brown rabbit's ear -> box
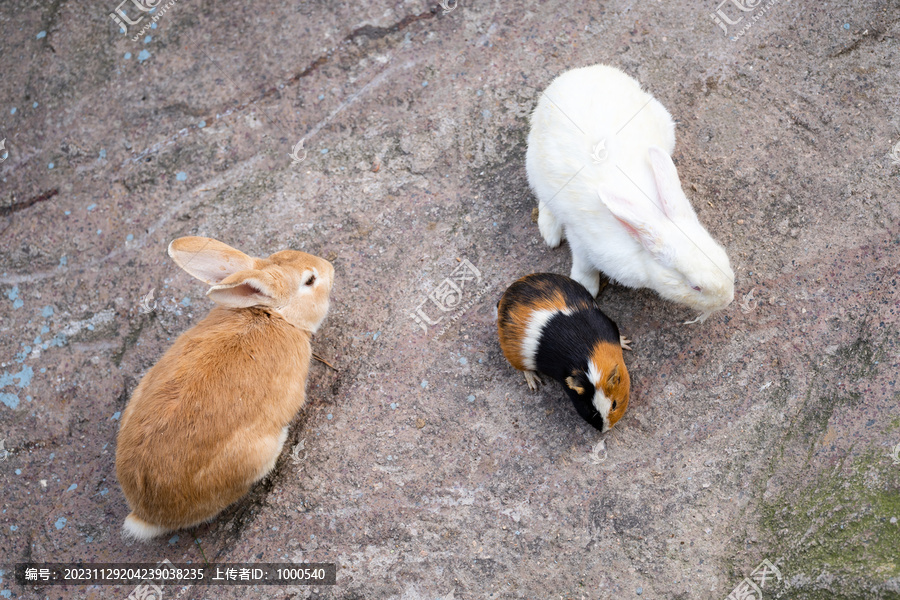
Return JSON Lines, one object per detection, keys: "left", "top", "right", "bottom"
{"left": 168, "top": 237, "right": 257, "bottom": 285}
{"left": 207, "top": 270, "right": 279, "bottom": 309}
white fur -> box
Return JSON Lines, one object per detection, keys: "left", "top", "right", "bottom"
{"left": 252, "top": 426, "right": 290, "bottom": 484}
{"left": 526, "top": 64, "right": 734, "bottom": 320}
{"left": 587, "top": 360, "right": 612, "bottom": 431}
{"left": 520, "top": 309, "right": 557, "bottom": 371}
{"left": 123, "top": 514, "right": 170, "bottom": 541}
{"left": 520, "top": 307, "right": 573, "bottom": 370}
{"left": 297, "top": 268, "right": 318, "bottom": 293}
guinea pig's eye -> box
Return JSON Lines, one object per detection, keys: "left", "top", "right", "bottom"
{"left": 611, "top": 400, "right": 618, "bottom": 410}
{"left": 304, "top": 274, "right": 317, "bottom": 286}
{"left": 691, "top": 285, "right": 702, "bottom": 292}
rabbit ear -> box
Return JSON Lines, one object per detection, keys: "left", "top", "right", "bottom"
{"left": 647, "top": 146, "right": 695, "bottom": 220}
{"left": 168, "top": 237, "right": 257, "bottom": 285}
{"left": 598, "top": 188, "right": 668, "bottom": 259}
{"left": 207, "top": 270, "right": 279, "bottom": 309}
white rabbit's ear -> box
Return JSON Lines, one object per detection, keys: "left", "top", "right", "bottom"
{"left": 647, "top": 146, "right": 695, "bottom": 221}
{"left": 598, "top": 189, "right": 669, "bottom": 261}
{"left": 168, "top": 237, "right": 257, "bottom": 285}
{"left": 207, "top": 270, "right": 279, "bottom": 309}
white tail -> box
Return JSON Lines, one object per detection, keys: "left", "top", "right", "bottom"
{"left": 123, "top": 512, "right": 169, "bottom": 541}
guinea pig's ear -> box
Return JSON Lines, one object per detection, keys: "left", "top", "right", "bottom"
{"left": 565, "top": 373, "right": 589, "bottom": 396}
{"left": 598, "top": 188, "right": 668, "bottom": 260}
{"left": 168, "top": 237, "right": 258, "bottom": 285}
{"left": 647, "top": 146, "right": 696, "bottom": 221}
{"left": 207, "top": 270, "right": 279, "bottom": 309}
{"left": 605, "top": 364, "right": 620, "bottom": 388}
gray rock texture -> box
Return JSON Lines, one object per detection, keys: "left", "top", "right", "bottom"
{"left": 1, "top": 0, "right": 898, "bottom": 598}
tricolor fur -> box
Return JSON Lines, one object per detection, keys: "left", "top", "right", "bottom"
{"left": 497, "top": 273, "right": 630, "bottom": 431}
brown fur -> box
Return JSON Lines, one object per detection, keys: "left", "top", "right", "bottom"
{"left": 565, "top": 376, "right": 586, "bottom": 395}
{"left": 498, "top": 300, "right": 535, "bottom": 371}
{"left": 590, "top": 341, "right": 630, "bottom": 427}
{"left": 498, "top": 287, "right": 578, "bottom": 372}
{"left": 115, "top": 237, "right": 334, "bottom": 538}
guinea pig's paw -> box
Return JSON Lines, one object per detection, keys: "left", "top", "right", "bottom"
{"left": 619, "top": 335, "right": 632, "bottom": 351}
{"left": 523, "top": 370, "right": 543, "bottom": 391}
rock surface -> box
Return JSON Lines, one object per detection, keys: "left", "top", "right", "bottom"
{"left": 0, "top": 1, "right": 898, "bottom": 598}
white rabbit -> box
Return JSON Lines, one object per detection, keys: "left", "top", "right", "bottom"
{"left": 526, "top": 64, "right": 734, "bottom": 322}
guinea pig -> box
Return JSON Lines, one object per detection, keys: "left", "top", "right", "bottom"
{"left": 497, "top": 273, "right": 631, "bottom": 432}
{"left": 526, "top": 63, "right": 734, "bottom": 323}
{"left": 115, "top": 236, "right": 334, "bottom": 540}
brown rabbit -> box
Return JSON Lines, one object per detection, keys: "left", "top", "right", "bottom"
{"left": 115, "top": 236, "right": 334, "bottom": 540}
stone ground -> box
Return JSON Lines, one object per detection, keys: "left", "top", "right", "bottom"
{"left": 1, "top": 0, "right": 899, "bottom": 598}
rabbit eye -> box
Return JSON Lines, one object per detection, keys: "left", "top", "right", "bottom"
{"left": 304, "top": 274, "right": 317, "bottom": 286}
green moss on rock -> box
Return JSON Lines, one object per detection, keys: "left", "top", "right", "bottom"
{"left": 761, "top": 452, "right": 900, "bottom": 598}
